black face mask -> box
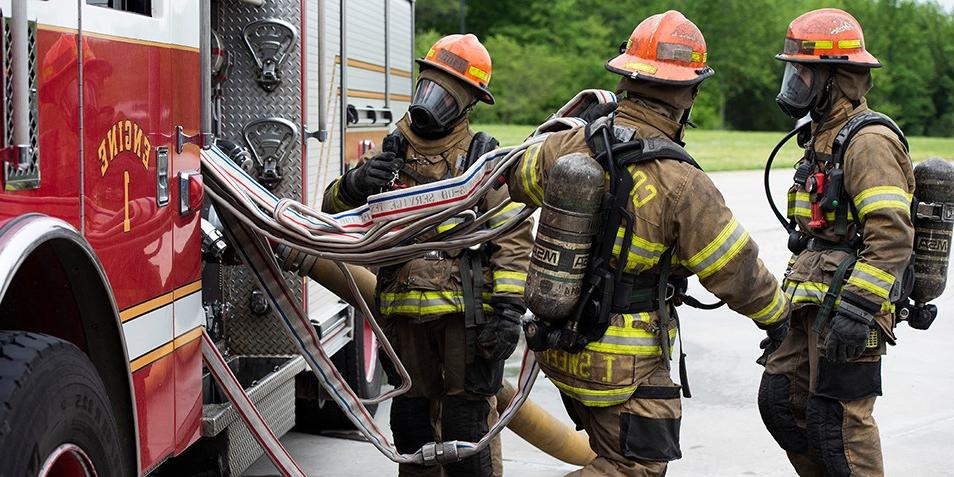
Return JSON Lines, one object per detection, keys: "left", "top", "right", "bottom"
{"left": 776, "top": 62, "right": 823, "bottom": 119}
{"left": 409, "top": 79, "right": 462, "bottom": 137}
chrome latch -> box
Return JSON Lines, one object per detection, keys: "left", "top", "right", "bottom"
{"left": 243, "top": 117, "right": 298, "bottom": 189}
{"left": 243, "top": 19, "right": 298, "bottom": 92}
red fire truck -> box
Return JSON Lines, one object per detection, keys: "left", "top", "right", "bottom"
{"left": 0, "top": 0, "right": 413, "bottom": 475}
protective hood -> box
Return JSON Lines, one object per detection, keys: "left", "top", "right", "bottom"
{"left": 614, "top": 96, "right": 684, "bottom": 143}
{"left": 395, "top": 114, "right": 472, "bottom": 157}
{"left": 409, "top": 68, "right": 478, "bottom": 138}
{"left": 833, "top": 65, "right": 873, "bottom": 102}
{"left": 616, "top": 76, "right": 696, "bottom": 111}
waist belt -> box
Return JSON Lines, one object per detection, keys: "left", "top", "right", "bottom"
{"left": 612, "top": 272, "right": 664, "bottom": 314}
{"left": 806, "top": 237, "right": 858, "bottom": 253}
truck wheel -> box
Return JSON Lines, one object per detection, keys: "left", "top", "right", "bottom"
{"left": 0, "top": 331, "right": 126, "bottom": 477}
{"left": 296, "top": 311, "right": 385, "bottom": 432}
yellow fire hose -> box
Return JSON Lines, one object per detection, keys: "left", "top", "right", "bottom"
{"left": 302, "top": 257, "right": 595, "bottom": 467}
{"left": 495, "top": 379, "right": 596, "bottom": 466}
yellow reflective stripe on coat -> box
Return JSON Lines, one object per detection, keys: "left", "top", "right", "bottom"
{"left": 853, "top": 186, "right": 912, "bottom": 220}
{"left": 379, "top": 291, "right": 466, "bottom": 315}
{"left": 847, "top": 262, "right": 896, "bottom": 300}
{"left": 584, "top": 313, "right": 676, "bottom": 356}
{"left": 379, "top": 291, "right": 493, "bottom": 316}
{"left": 550, "top": 379, "right": 638, "bottom": 407}
{"left": 784, "top": 279, "right": 894, "bottom": 313}
{"left": 612, "top": 227, "right": 667, "bottom": 272}
{"left": 685, "top": 218, "right": 750, "bottom": 279}
{"left": 520, "top": 144, "right": 545, "bottom": 206}
{"left": 748, "top": 287, "right": 786, "bottom": 325}
{"left": 493, "top": 270, "right": 527, "bottom": 294}
{"left": 488, "top": 202, "right": 525, "bottom": 229}
{"left": 788, "top": 191, "right": 855, "bottom": 221}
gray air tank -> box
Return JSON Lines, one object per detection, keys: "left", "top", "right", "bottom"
{"left": 526, "top": 153, "right": 604, "bottom": 321}
{"left": 912, "top": 158, "right": 954, "bottom": 304}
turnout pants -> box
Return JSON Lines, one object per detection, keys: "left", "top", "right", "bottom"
{"left": 760, "top": 307, "right": 885, "bottom": 477}
{"left": 385, "top": 314, "right": 505, "bottom": 477}
{"left": 562, "top": 360, "right": 682, "bottom": 477}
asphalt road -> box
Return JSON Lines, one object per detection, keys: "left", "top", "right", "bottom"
{"left": 246, "top": 169, "right": 954, "bottom": 476}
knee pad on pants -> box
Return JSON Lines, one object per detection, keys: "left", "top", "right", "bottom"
{"left": 806, "top": 395, "right": 851, "bottom": 477}
{"left": 758, "top": 373, "right": 809, "bottom": 454}
{"left": 442, "top": 396, "right": 492, "bottom": 477}
{"left": 391, "top": 396, "right": 434, "bottom": 454}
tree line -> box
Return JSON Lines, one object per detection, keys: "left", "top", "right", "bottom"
{"left": 415, "top": 0, "right": 954, "bottom": 136}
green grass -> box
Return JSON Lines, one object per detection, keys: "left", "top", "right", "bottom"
{"left": 475, "top": 124, "right": 954, "bottom": 172}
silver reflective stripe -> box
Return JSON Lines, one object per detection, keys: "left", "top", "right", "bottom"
{"left": 598, "top": 334, "right": 659, "bottom": 347}
{"left": 488, "top": 205, "right": 523, "bottom": 229}
{"left": 380, "top": 296, "right": 464, "bottom": 308}
{"left": 495, "top": 277, "right": 526, "bottom": 287}
{"left": 855, "top": 192, "right": 911, "bottom": 217}
{"left": 614, "top": 236, "right": 664, "bottom": 262}
{"left": 689, "top": 222, "right": 747, "bottom": 275}
{"left": 850, "top": 268, "right": 893, "bottom": 294}
{"left": 751, "top": 291, "right": 786, "bottom": 324}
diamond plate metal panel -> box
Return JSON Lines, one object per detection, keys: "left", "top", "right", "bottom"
{"left": 2, "top": 19, "right": 40, "bottom": 190}
{"left": 216, "top": 0, "right": 304, "bottom": 355}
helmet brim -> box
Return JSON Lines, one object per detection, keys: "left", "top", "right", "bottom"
{"left": 416, "top": 59, "right": 495, "bottom": 104}
{"left": 606, "top": 53, "right": 714, "bottom": 86}
{"left": 775, "top": 52, "right": 881, "bottom": 69}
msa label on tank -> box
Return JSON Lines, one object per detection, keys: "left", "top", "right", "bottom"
{"left": 916, "top": 233, "right": 950, "bottom": 254}
{"left": 533, "top": 244, "right": 560, "bottom": 267}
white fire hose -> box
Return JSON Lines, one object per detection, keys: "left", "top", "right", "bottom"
{"left": 200, "top": 90, "right": 616, "bottom": 475}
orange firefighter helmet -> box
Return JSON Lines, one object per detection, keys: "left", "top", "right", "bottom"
{"left": 417, "top": 34, "right": 494, "bottom": 104}
{"left": 776, "top": 8, "right": 880, "bottom": 68}
{"left": 606, "top": 10, "right": 714, "bottom": 86}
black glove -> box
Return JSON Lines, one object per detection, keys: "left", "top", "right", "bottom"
{"left": 477, "top": 302, "right": 524, "bottom": 361}
{"left": 579, "top": 101, "right": 618, "bottom": 123}
{"left": 825, "top": 313, "right": 871, "bottom": 363}
{"left": 756, "top": 318, "right": 790, "bottom": 366}
{"left": 341, "top": 151, "right": 404, "bottom": 203}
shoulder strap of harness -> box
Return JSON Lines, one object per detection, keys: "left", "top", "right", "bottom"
{"left": 826, "top": 111, "right": 908, "bottom": 236}
{"left": 830, "top": 110, "right": 909, "bottom": 167}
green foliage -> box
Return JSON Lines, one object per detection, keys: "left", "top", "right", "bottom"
{"left": 475, "top": 123, "right": 954, "bottom": 171}
{"left": 416, "top": 0, "right": 954, "bottom": 136}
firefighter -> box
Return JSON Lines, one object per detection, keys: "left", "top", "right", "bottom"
{"left": 509, "top": 11, "right": 790, "bottom": 476}
{"left": 322, "top": 34, "right": 533, "bottom": 477}
{"left": 758, "top": 9, "right": 914, "bottom": 477}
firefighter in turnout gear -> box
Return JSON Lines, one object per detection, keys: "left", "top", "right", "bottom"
{"left": 758, "top": 9, "right": 915, "bottom": 477}
{"left": 323, "top": 34, "right": 533, "bottom": 477}
{"left": 508, "top": 11, "right": 790, "bottom": 476}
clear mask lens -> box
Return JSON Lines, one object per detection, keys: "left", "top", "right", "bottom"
{"left": 410, "top": 79, "right": 461, "bottom": 131}
{"left": 778, "top": 62, "right": 816, "bottom": 110}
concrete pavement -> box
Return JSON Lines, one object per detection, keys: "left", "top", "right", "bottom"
{"left": 246, "top": 169, "right": 954, "bottom": 476}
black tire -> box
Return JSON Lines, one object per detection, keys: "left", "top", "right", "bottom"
{"left": 295, "top": 311, "right": 385, "bottom": 432}
{"left": 0, "top": 331, "right": 127, "bottom": 476}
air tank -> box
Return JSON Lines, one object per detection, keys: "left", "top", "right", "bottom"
{"left": 526, "top": 153, "right": 604, "bottom": 321}
{"left": 911, "top": 158, "right": 954, "bottom": 304}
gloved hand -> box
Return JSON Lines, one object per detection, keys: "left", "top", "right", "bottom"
{"left": 825, "top": 313, "right": 871, "bottom": 363}
{"left": 756, "top": 318, "right": 790, "bottom": 366}
{"left": 341, "top": 151, "right": 404, "bottom": 203}
{"left": 477, "top": 302, "right": 524, "bottom": 361}
{"left": 579, "top": 101, "right": 618, "bottom": 123}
